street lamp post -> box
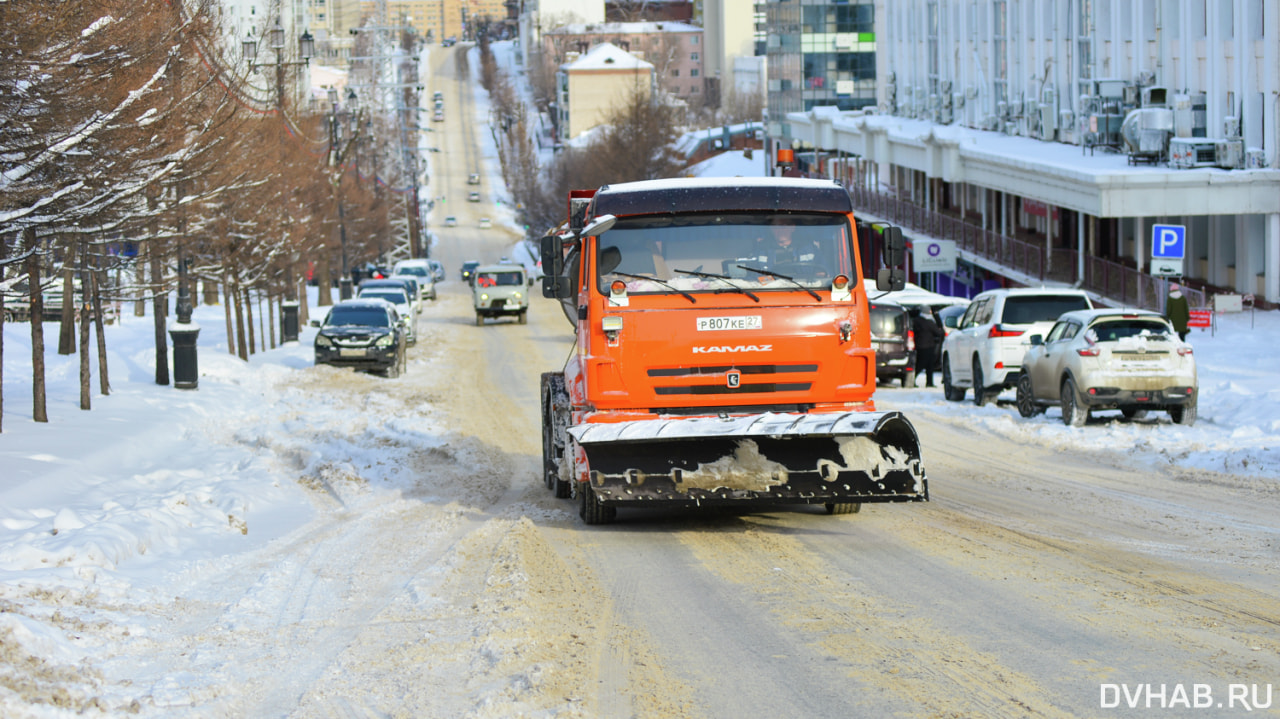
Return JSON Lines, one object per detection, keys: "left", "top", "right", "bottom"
{"left": 243, "top": 18, "right": 314, "bottom": 108}
{"left": 329, "top": 87, "right": 363, "bottom": 300}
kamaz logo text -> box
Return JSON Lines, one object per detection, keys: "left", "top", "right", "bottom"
{"left": 692, "top": 345, "right": 772, "bottom": 354}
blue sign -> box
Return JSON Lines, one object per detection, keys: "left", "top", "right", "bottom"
{"left": 1151, "top": 224, "right": 1186, "bottom": 259}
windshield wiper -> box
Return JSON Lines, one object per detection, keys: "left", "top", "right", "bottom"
{"left": 674, "top": 269, "right": 759, "bottom": 302}
{"left": 611, "top": 271, "right": 697, "bottom": 304}
{"left": 735, "top": 265, "right": 822, "bottom": 301}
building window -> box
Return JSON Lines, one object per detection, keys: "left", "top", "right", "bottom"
{"left": 672, "top": 69, "right": 679, "bottom": 77}
{"left": 692, "top": 36, "right": 699, "bottom": 45}
{"left": 692, "top": 85, "right": 699, "bottom": 93}
{"left": 691, "top": 68, "right": 699, "bottom": 77}
{"left": 691, "top": 52, "right": 699, "bottom": 61}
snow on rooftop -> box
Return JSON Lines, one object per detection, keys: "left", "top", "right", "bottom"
{"left": 562, "top": 42, "right": 653, "bottom": 71}
{"left": 548, "top": 21, "right": 702, "bottom": 35}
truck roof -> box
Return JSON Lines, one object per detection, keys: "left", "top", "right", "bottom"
{"left": 592, "top": 177, "right": 852, "bottom": 217}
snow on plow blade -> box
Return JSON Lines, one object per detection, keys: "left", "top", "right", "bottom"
{"left": 568, "top": 411, "right": 927, "bottom": 507}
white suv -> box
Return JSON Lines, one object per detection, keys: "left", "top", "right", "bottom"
{"left": 941, "top": 288, "right": 1094, "bottom": 405}
{"left": 391, "top": 259, "right": 438, "bottom": 301}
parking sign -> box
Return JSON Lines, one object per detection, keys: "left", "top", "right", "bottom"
{"left": 1152, "top": 224, "right": 1185, "bottom": 259}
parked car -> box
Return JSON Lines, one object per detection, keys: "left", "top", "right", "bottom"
{"left": 467, "top": 173, "right": 480, "bottom": 185}
{"left": 468, "top": 191, "right": 481, "bottom": 202}
{"left": 361, "top": 277, "right": 421, "bottom": 317}
{"left": 432, "top": 109, "right": 444, "bottom": 122}
{"left": 478, "top": 217, "right": 492, "bottom": 229}
{"left": 356, "top": 283, "right": 417, "bottom": 344}
{"left": 425, "top": 258, "right": 445, "bottom": 282}
{"left": 941, "top": 287, "right": 1094, "bottom": 406}
{"left": 311, "top": 299, "right": 406, "bottom": 378}
{"left": 391, "top": 259, "right": 439, "bottom": 300}
{"left": 869, "top": 300, "right": 915, "bottom": 387}
{"left": 937, "top": 303, "right": 968, "bottom": 337}
{"left": 1016, "top": 309, "right": 1197, "bottom": 426}
{"left": 443, "top": 216, "right": 458, "bottom": 227}
{"left": 472, "top": 264, "right": 529, "bottom": 325}
{"left": 460, "top": 260, "right": 481, "bottom": 284}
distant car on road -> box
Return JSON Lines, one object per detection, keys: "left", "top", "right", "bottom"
{"left": 478, "top": 217, "right": 492, "bottom": 229}
{"left": 432, "top": 109, "right": 444, "bottom": 122}
{"left": 1016, "top": 308, "right": 1197, "bottom": 426}
{"left": 472, "top": 264, "right": 530, "bottom": 326}
{"left": 443, "top": 216, "right": 458, "bottom": 227}
{"left": 467, "top": 174, "right": 480, "bottom": 185}
{"left": 869, "top": 299, "right": 915, "bottom": 387}
{"left": 460, "top": 260, "right": 481, "bottom": 284}
{"left": 468, "top": 191, "right": 481, "bottom": 202}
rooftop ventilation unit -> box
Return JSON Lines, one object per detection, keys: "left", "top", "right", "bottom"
{"left": 1142, "top": 86, "right": 1168, "bottom": 108}
{"left": 1122, "top": 108, "right": 1174, "bottom": 163}
{"left": 1216, "top": 140, "right": 1244, "bottom": 169}
{"left": 1169, "top": 137, "right": 1217, "bottom": 169}
{"left": 1223, "top": 116, "right": 1241, "bottom": 138}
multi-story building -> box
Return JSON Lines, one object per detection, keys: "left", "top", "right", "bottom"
{"left": 221, "top": 0, "right": 313, "bottom": 108}
{"left": 556, "top": 41, "right": 654, "bottom": 141}
{"left": 515, "top": 0, "right": 606, "bottom": 70}
{"left": 760, "top": 0, "right": 877, "bottom": 141}
{"left": 772, "top": 0, "right": 1280, "bottom": 306}
{"left": 379, "top": 0, "right": 509, "bottom": 42}
{"left": 543, "top": 21, "right": 704, "bottom": 102}
{"left": 696, "top": 0, "right": 760, "bottom": 107}
{"left": 307, "top": 0, "right": 362, "bottom": 63}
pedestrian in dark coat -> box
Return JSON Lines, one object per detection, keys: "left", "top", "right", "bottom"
{"left": 1165, "top": 282, "right": 1190, "bottom": 341}
{"left": 911, "top": 307, "right": 945, "bottom": 387}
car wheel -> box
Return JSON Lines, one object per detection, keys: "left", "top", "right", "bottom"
{"left": 579, "top": 483, "right": 616, "bottom": 525}
{"left": 384, "top": 359, "right": 400, "bottom": 379}
{"left": 1169, "top": 401, "right": 1197, "bottom": 426}
{"left": 475, "top": 314, "right": 483, "bottom": 326}
{"left": 518, "top": 311, "right": 527, "bottom": 325}
{"left": 1061, "top": 377, "right": 1089, "bottom": 427}
{"left": 825, "top": 502, "right": 861, "bottom": 515}
{"left": 942, "top": 360, "right": 965, "bottom": 402}
{"left": 902, "top": 369, "right": 915, "bottom": 388}
{"left": 972, "top": 359, "right": 988, "bottom": 407}
{"left": 1015, "top": 372, "right": 1043, "bottom": 418}
{"left": 1121, "top": 407, "right": 1149, "bottom": 420}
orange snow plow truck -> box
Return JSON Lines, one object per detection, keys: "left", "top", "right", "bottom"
{"left": 539, "top": 177, "right": 928, "bottom": 524}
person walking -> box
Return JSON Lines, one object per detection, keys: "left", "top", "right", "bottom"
{"left": 1165, "top": 282, "right": 1190, "bottom": 341}
{"left": 911, "top": 307, "right": 945, "bottom": 387}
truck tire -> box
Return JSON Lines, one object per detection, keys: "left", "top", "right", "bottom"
{"left": 825, "top": 503, "right": 861, "bottom": 515}
{"left": 541, "top": 374, "right": 571, "bottom": 497}
{"left": 475, "top": 313, "right": 483, "bottom": 326}
{"left": 518, "top": 311, "right": 527, "bottom": 325}
{"left": 579, "top": 483, "right": 616, "bottom": 525}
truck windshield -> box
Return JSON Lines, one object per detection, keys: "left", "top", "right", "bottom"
{"left": 595, "top": 213, "right": 854, "bottom": 295}
{"left": 476, "top": 271, "right": 523, "bottom": 287}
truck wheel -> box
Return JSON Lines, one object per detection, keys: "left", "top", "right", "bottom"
{"left": 942, "top": 361, "right": 965, "bottom": 402}
{"left": 1061, "top": 377, "right": 1089, "bottom": 427}
{"left": 825, "top": 503, "right": 861, "bottom": 515}
{"left": 518, "top": 311, "right": 527, "bottom": 325}
{"left": 541, "top": 374, "right": 571, "bottom": 497}
{"left": 475, "top": 314, "right": 483, "bottom": 326}
{"left": 579, "top": 483, "right": 616, "bottom": 525}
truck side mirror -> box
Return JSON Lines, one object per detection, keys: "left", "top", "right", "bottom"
{"left": 881, "top": 225, "right": 905, "bottom": 267}
{"left": 541, "top": 234, "right": 562, "bottom": 298}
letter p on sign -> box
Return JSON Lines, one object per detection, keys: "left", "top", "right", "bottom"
{"left": 1152, "top": 224, "right": 1186, "bottom": 259}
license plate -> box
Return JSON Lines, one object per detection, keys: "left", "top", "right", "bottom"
{"left": 339, "top": 348, "right": 366, "bottom": 357}
{"left": 697, "top": 315, "right": 762, "bottom": 331}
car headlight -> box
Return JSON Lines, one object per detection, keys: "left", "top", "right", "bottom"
{"left": 375, "top": 334, "right": 395, "bottom": 347}
{"left": 316, "top": 334, "right": 333, "bottom": 347}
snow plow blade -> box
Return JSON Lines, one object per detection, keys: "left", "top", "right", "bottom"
{"left": 568, "top": 411, "right": 927, "bottom": 508}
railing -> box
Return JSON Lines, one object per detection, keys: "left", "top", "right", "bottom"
{"left": 844, "top": 182, "right": 1175, "bottom": 311}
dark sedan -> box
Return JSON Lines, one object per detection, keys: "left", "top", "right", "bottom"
{"left": 312, "top": 299, "right": 406, "bottom": 378}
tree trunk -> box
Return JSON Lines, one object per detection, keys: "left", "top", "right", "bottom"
{"left": 297, "top": 277, "right": 309, "bottom": 325}
{"left": 79, "top": 295, "right": 91, "bottom": 410}
{"left": 267, "top": 292, "right": 277, "bottom": 350}
{"left": 91, "top": 268, "right": 110, "bottom": 396}
{"left": 1, "top": 239, "right": 6, "bottom": 433}
{"left": 317, "top": 256, "right": 333, "bottom": 307}
{"left": 134, "top": 252, "right": 147, "bottom": 317}
{"left": 58, "top": 259, "right": 76, "bottom": 355}
{"left": 223, "top": 268, "right": 236, "bottom": 356}
{"left": 203, "top": 276, "right": 219, "bottom": 305}
{"left": 232, "top": 277, "right": 248, "bottom": 361}
{"left": 244, "top": 286, "right": 256, "bottom": 356}
{"left": 151, "top": 247, "right": 170, "bottom": 385}
{"left": 24, "top": 229, "right": 48, "bottom": 422}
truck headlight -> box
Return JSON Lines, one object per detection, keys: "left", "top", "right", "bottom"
{"left": 480, "top": 293, "right": 490, "bottom": 301}
{"left": 512, "top": 291, "right": 523, "bottom": 300}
